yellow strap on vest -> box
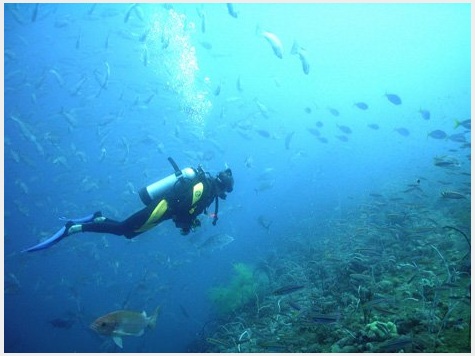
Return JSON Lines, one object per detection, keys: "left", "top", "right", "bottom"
{"left": 191, "top": 182, "right": 204, "bottom": 206}
{"left": 135, "top": 199, "right": 168, "bottom": 233}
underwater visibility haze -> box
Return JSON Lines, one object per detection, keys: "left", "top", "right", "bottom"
{"left": 4, "top": 3, "right": 471, "bottom": 353}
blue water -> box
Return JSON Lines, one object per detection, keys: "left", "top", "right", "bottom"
{"left": 4, "top": 3, "right": 471, "bottom": 353}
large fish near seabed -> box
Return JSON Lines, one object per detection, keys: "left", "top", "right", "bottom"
{"left": 90, "top": 307, "right": 160, "bottom": 348}
{"left": 196, "top": 233, "right": 235, "bottom": 253}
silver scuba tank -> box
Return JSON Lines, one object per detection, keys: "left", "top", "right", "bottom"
{"left": 139, "top": 167, "right": 197, "bottom": 205}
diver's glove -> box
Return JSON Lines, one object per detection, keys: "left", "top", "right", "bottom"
{"left": 191, "top": 218, "right": 201, "bottom": 231}
{"left": 180, "top": 219, "right": 201, "bottom": 235}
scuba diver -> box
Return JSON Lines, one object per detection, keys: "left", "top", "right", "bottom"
{"left": 23, "top": 157, "right": 234, "bottom": 252}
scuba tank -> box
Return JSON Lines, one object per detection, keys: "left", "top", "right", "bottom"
{"left": 139, "top": 157, "right": 197, "bottom": 205}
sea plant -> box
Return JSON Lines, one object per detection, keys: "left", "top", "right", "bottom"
{"left": 208, "top": 262, "right": 258, "bottom": 315}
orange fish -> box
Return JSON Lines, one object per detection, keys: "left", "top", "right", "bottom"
{"left": 90, "top": 306, "right": 160, "bottom": 348}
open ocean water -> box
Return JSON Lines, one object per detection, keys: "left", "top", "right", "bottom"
{"left": 4, "top": 3, "right": 471, "bottom": 353}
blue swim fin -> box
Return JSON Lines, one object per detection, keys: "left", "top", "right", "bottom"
{"left": 22, "top": 224, "right": 70, "bottom": 253}
{"left": 23, "top": 212, "right": 102, "bottom": 253}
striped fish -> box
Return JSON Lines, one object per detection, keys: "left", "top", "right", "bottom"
{"left": 441, "top": 191, "right": 466, "bottom": 199}
{"left": 311, "top": 312, "right": 341, "bottom": 324}
{"left": 272, "top": 284, "right": 304, "bottom": 296}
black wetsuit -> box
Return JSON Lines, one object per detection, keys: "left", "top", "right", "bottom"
{"left": 81, "top": 171, "right": 218, "bottom": 238}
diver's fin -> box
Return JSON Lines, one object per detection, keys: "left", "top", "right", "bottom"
{"left": 112, "top": 336, "right": 123, "bottom": 348}
{"left": 22, "top": 222, "right": 73, "bottom": 253}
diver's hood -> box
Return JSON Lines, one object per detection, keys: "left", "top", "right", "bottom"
{"left": 216, "top": 168, "right": 234, "bottom": 198}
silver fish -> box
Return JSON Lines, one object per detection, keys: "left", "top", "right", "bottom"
{"left": 196, "top": 233, "right": 234, "bottom": 253}
{"left": 441, "top": 191, "right": 466, "bottom": 199}
{"left": 291, "top": 40, "right": 310, "bottom": 74}
{"left": 262, "top": 31, "right": 283, "bottom": 59}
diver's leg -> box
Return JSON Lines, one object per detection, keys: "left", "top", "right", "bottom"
{"left": 120, "top": 199, "right": 171, "bottom": 238}
{"left": 80, "top": 199, "right": 169, "bottom": 238}
{"left": 81, "top": 204, "right": 163, "bottom": 238}
{"left": 59, "top": 211, "right": 103, "bottom": 224}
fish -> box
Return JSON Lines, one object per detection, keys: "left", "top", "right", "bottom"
{"left": 244, "top": 155, "right": 253, "bottom": 168}
{"left": 226, "top": 3, "right": 238, "bottom": 18}
{"left": 179, "top": 304, "right": 190, "bottom": 318}
{"left": 440, "top": 191, "right": 466, "bottom": 199}
{"left": 317, "top": 137, "right": 328, "bottom": 143}
{"left": 256, "top": 129, "right": 271, "bottom": 138}
{"left": 49, "top": 69, "right": 64, "bottom": 87}
{"left": 360, "top": 295, "right": 396, "bottom": 309}
{"left": 255, "top": 180, "right": 275, "bottom": 193}
{"left": 402, "top": 185, "right": 422, "bottom": 193}
{"left": 236, "top": 76, "right": 243, "bottom": 92}
{"left": 49, "top": 317, "right": 75, "bottom": 329}
{"left": 328, "top": 107, "right": 340, "bottom": 116}
{"left": 418, "top": 109, "right": 430, "bottom": 120}
{"left": 354, "top": 102, "right": 369, "bottom": 110}
{"left": 258, "top": 168, "right": 275, "bottom": 180}
{"left": 256, "top": 341, "right": 288, "bottom": 352}
{"left": 90, "top": 306, "right": 160, "bottom": 348}
{"left": 285, "top": 131, "right": 295, "bottom": 150}
{"left": 368, "top": 123, "right": 379, "bottom": 130}
{"left": 335, "top": 135, "right": 349, "bottom": 142}
{"left": 70, "top": 75, "right": 88, "bottom": 96}
{"left": 88, "top": 4, "right": 97, "bottom": 15}
{"left": 454, "top": 119, "right": 470, "bottom": 130}
{"left": 447, "top": 133, "right": 467, "bottom": 143}
{"left": 385, "top": 93, "right": 402, "bottom": 105}
{"left": 4, "top": 273, "right": 21, "bottom": 294}
{"left": 207, "top": 337, "right": 232, "bottom": 348}
{"left": 76, "top": 30, "right": 81, "bottom": 50}
{"left": 261, "top": 30, "right": 284, "bottom": 59}
{"left": 124, "top": 4, "right": 139, "bottom": 23}
{"left": 139, "top": 27, "right": 150, "bottom": 42}
{"left": 310, "top": 312, "right": 341, "bottom": 324}
{"left": 290, "top": 40, "right": 309, "bottom": 74}
{"left": 196, "top": 7, "right": 206, "bottom": 33}
{"left": 307, "top": 127, "right": 321, "bottom": 137}
{"left": 433, "top": 156, "right": 460, "bottom": 168}
{"left": 94, "top": 61, "right": 110, "bottom": 97}
{"left": 337, "top": 124, "right": 352, "bottom": 134}
{"left": 60, "top": 107, "right": 78, "bottom": 128}
{"left": 272, "top": 284, "right": 305, "bottom": 296}
{"left": 196, "top": 233, "right": 234, "bottom": 253}
{"left": 142, "top": 47, "right": 148, "bottom": 66}
{"left": 315, "top": 121, "right": 324, "bottom": 128}
{"left": 257, "top": 215, "right": 272, "bottom": 233}
{"left": 374, "top": 336, "right": 413, "bottom": 352}
{"left": 394, "top": 127, "right": 410, "bottom": 136}
{"left": 32, "top": 3, "right": 39, "bottom": 22}
{"left": 9, "top": 114, "right": 44, "bottom": 156}
{"left": 254, "top": 98, "right": 269, "bottom": 118}
{"left": 200, "top": 41, "right": 212, "bottom": 50}
{"left": 428, "top": 129, "right": 447, "bottom": 139}
{"left": 288, "top": 300, "right": 302, "bottom": 311}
